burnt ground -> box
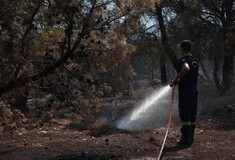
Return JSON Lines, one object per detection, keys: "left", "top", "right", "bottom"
{"left": 0, "top": 115, "right": 234, "bottom": 160}
{"left": 0, "top": 86, "right": 235, "bottom": 160}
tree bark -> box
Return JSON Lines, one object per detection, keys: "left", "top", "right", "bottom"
{"left": 217, "top": 0, "right": 234, "bottom": 93}
{"left": 199, "top": 59, "right": 211, "bottom": 82}
{"left": 160, "top": 62, "right": 167, "bottom": 85}
{"left": 222, "top": 45, "right": 234, "bottom": 91}
{"left": 213, "top": 56, "right": 225, "bottom": 95}
{"left": 155, "top": 4, "right": 178, "bottom": 72}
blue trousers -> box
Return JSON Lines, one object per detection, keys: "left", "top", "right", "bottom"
{"left": 178, "top": 86, "right": 198, "bottom": 138}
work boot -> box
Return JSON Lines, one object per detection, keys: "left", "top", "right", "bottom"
{"left": 177, "top": 136, "right": 193, "bottom": 146}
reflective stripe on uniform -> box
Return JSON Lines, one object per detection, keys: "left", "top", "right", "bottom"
{"left": 181, "top": 122, "right": 196, "bottom": 126}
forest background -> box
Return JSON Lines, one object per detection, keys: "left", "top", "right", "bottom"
{"left": 0, "top": 0, "right": 234, "bottom": 135}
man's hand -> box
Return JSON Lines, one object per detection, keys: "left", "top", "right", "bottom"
{"left": 170, "top": 78, "right": 179, "bottom": 87}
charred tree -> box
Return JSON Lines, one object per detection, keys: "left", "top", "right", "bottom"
{"left": 155, "top": 3, "right": 179, "bottom": 72}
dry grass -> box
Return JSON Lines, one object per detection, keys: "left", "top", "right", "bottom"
{"left": 89, "top": 119, "right": 116, "bottom": 137}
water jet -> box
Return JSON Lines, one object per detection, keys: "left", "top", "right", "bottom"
{"left": 116, "top": 86, "right": 172, "bottom": 130}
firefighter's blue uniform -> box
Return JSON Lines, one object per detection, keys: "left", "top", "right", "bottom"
{"left": 178, "top": 55, "right": 199, "bottom": 144}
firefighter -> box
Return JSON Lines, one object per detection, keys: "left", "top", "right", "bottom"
{"left": 171, "top": 40, "right": 199, "bottom": 146}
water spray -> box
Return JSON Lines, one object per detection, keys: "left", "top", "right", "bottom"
{"left": 115, "top": 84, "right": 176, "bottom": 159}
{"left": 116, "top": 85, "right": 173, "bottom": 130}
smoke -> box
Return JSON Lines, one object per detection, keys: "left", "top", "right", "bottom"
{"left": 116, "top": 85, "right": 174, "bottom": 130}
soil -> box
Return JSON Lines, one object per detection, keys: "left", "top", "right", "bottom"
{"left": 0, "top": 86, "right": 235, "bottom": 160}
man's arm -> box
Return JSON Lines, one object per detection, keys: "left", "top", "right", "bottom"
{"left": 171, "top": 63, "right": 190, "bottom": 86}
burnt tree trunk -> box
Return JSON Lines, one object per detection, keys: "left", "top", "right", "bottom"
{"left": 213, "top": 56, "right": 225, "bottom": 95}
{"left": 199, "top": 59, "right": 211, "bottom": 82}
{"left": 219, "top": 0, "right": 234, "bottom": 93}
{"left": 160, "top": 62, "right": 167, "bottom": 85}
{"left": 222, "top": 45, "right": 234, "bottom": 91}
{"left": 155, "top": 4, "right": 178, "bottom": 72}
{"left": 160, "top": 51, "right": 167, "bottom": 85}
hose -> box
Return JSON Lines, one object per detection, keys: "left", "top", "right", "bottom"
{"left": 157, "top": 85, "right": 175, "bottom": 160}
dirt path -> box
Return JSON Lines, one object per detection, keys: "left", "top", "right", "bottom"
{"left": 0, "top": 114, "right": 234, "bottom": 160}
